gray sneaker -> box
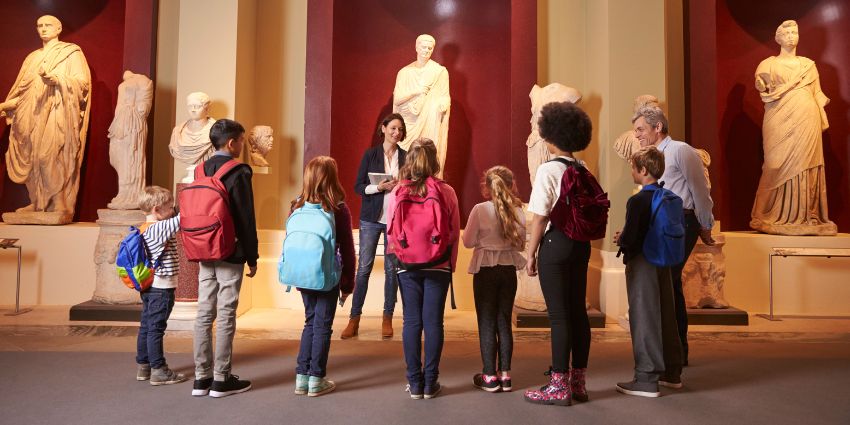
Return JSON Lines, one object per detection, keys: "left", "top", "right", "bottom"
{"left": 137, "top": 364, "right": 151, "bottom": 381}
{"left": 150, "top": 365, "right": 188, "bottom": 386}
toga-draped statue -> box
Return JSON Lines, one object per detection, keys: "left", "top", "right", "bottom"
{"left": 393, "top": 34, "right": 450, "bottom": 175}
{"left": 1, "top": 15, "right": 91, "bottom": 224}
{"left": 108, "top": 71, "right": 153, "bottom": 210}
{"left": 750, "top": 20, "right": 836, "bottom": 236}
{"left": 526, "top": 83, "right": 581, "bottom": 184}
{"left": 168, "top": 92, "right": 215, "bottom": 183}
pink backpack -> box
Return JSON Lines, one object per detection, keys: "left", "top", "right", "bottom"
{"left": 388, "top": 177, "right": 452, "bottom": 270}
{"left": 178, "top": 160, "right": 240, "bottom": 261}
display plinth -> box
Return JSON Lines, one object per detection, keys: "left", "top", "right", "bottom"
{"left": 687, "top": 307, "right": 749, "bottom": 325}
{"left": 513, "top": 306, "right": 606, "bottom": 329}
{"left": 2, "top": 211, "right": 73, "bottom": 225}
{"left": 70, "top": 300, "right": 141, "bottom": 322}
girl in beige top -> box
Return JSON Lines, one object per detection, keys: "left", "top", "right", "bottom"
{"left": 462, "top": 166, "right": 526, "bottom": 392}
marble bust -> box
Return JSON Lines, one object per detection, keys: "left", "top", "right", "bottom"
{"left": 393, "top": 34, "right": 451, "bottom": 175}
{"left": 750, "top": 20, "right": 836, "bottom": 236}
{"left": 0, "top": 15, "right": 91, "bottom": 224}
{"left": 247, "top": 125, "right": 273, "bottom": 167}
{"left": 526, "top": 83, "right": 581, "bottom": 183}
{"left": 168, "top": 92, "right": 215, "bottom": 182}
{"left": 107, "top": 70, "right": 153, "bottom": 210}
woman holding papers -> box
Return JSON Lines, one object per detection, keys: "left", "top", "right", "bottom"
{"left": 343, "top": 113, "right": 408, "bottom": 340}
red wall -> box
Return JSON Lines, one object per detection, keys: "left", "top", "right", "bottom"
{"left": 687, "top": 0, "right": 850, "bottom": 232}
{"left": 306, "top": 0, "right": 536, "bottom": 225}
{"left": 0, "top": 0, "right": 156, "bottom": 222}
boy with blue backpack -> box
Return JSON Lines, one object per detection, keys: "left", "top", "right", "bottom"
{"left": 132, "top": 186, "right": 186, "bottom": 386}
{"left": 613, "top": 147, "right": 684, "bottom": 398}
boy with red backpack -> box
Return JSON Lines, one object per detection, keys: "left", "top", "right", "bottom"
{"left": 387, "top": 138, "right": 460, "bottom": 400}
{"left": 613, "top": 147, "right": 684, "bottom": 398}
{"left": 182, "top": 119, "right": 258, "bottom": 398}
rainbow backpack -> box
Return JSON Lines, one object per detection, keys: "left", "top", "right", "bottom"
{"left": 116, "top": 224, "right": 160, "bottom": 292}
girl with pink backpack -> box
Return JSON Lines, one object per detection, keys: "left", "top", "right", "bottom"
{"left": 386, "top": 138, "right": 460, "bottom": 399}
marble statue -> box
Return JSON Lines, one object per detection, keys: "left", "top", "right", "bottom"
{"left": 613, "top": 95, "right": 659, "bottom": 161}
{"left": 168, "top": 92, "right": 215, "bottom": 182}
{"left": 107, "top": 71, "right": 153, "bottom": 210}
{"left": 0, "top": 15, "right": 91, "bottom": 225}
{"left": 750, "top": 20, "right": 836, "bottom": 236}
{"left": 526, "top": 83, "right": 582, "bottom": 183}
{"left": 682, "top": 233, "right": 729, "bottom": 309}
{"left": 393, "top": 34, "right": 451, "bottom": 174}
{"left": 248, "top": 125, "right": 273, "bottom": 167}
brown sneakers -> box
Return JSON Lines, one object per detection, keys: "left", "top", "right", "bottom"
{"left": 382, "top": 313, "right": 394, "bottom": 339}
{"left": 341, "top": 316, "right": 360, "bottom": 339}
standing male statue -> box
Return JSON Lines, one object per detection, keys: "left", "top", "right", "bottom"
{"left": 393, "top": 34, "right": 451, "bottom": 174}
{"left": 107, "top": 71, "right": 153, "bottom": 210}
{"left": 1, "top": 15, "right": 91, "bottom": 224}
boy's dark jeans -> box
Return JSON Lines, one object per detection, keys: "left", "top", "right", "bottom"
{"left": 398, "top": 270, "right": 450, "bottom": 390}
{"left": 473, "top": 265, "right": 517, "bottom": 375}
{"left": 296, "top": 287, "right": 339, "bottom": 378}
{"left": 136, "top": 287, "right": 176, "bottom": 369}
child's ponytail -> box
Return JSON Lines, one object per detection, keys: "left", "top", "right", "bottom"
{"left": 483, "top": 166, "right": 525, "bottom": 251}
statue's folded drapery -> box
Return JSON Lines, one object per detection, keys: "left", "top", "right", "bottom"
{"left": 393, "top": 59, "right": 450, "bottom": 170}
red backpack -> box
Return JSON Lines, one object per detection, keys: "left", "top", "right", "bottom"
{"left": 178, "top": 160, "right": 240, "bottom": 261}
{"left": 388, "top": 177, "right": 452, "bottom": 270}
{"left": 548, "top": 158, "right": 610, "bottom": 241}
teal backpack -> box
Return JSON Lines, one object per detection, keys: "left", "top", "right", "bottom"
{"left": 278, "top": 202, "right": 341, "bottom": 291}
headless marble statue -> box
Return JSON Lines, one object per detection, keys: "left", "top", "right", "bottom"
{"left": 107, "top": 71, "right": 153, "bottom": 210}
{"left": 168, "top": 92, "right": 215, "bottom": 183}
{"left": 526, "top": 83, "right": 582, "bottom": 184}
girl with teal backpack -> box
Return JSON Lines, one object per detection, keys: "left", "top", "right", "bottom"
{"left": 279, "top": 156, "right": 355, "bottom": 397}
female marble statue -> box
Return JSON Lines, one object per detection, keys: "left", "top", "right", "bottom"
{"left": 0, "top": 15, "right": 91, "bottom": 223}
{"left": 168, "top": 92, "right": 215, "bottom": 182}
{"left": 107, "top": 71, "right": 153, "bottom": 210}
{"left": 393, "top": 34, "right": 451, "bottom": 175}
{"left": 247, "top": 125, "right": 273, "bottom": 167}
{"left": 750, "top": 20, "right": 836, "bottom": 236}
{"left": 525, "top": 83, "right": 581, "bottom": 184}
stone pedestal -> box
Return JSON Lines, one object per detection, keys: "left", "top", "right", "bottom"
{"left": 168, "top": 183, "right": 200, "bottom": 330}
{"left": 683, "top": 233, "right": 730, "bottom": 309}
{"left": 2, "top": 211, "right": 73, "bottom": 225}
{"left": 251, "top": 165, "right": 269, "bottom": 174}
{"left": 92, "top": 209, "right": 146, "bottom": 304}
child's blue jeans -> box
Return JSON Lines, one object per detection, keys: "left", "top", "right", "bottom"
{"left": 136, "top": 287, "right": 176, "bottom": 369}
{"left": 296, "top": 287, "right": 339, "bottom": 377}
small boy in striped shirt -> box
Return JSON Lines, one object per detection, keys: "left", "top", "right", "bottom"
{"left": 135, "top": 186, "right": 186, "bottom": 385}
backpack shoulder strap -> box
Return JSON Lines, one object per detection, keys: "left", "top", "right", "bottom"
{"left": 213, "top": 159, "right": 242, "bottom": 180}
{"left": 194, "top": 161, "right": 207, "bottom": 180}
{"left": 549, "top": 157, "right": 571, "bottom": 167}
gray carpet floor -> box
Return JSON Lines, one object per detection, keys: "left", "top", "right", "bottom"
{"left": 2, "top": 339, "right": 849, "bottom": 424}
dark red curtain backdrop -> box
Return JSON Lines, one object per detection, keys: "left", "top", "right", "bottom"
{"left": 0, "top": 0, "right": 156, "bottom": 222}
{"left": 686, "top": 0, "right": 850, "bottom": 232}
{"left": 306, "top": 0, "right": 536, "bottom": 226}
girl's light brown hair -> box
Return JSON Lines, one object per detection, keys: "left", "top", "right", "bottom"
{"left": 482, "top": 166, "right": 525, "bottom": 250}
{"left": 292, "top": 156, "right": 346, "bottom": 212}
{"left": 398, "top": 138, "right": 440, "bottom": 197}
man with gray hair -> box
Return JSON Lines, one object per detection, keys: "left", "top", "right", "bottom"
{"left": 632, "top": 105, "right": 715, "bottom": 370}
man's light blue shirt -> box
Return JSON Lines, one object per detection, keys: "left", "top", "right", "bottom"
{"left": 657, "top": 136, "right": 715, "bottom": 229}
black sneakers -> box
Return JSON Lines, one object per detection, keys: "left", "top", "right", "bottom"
{"left": 209, "top": 374, "right": 252, "bottom": 398}
{"left": 192, "top": 377, "right": 213, "bottom": 396}
{"left": 473, "top": 374, "right": 502, "bottom": 392}
{"left": 424, "top": 381, "right": 442, "bottom": 399}
{"left": 616, "top": 380, "right": 660, "bottom": 398}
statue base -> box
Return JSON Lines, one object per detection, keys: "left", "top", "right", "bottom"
{"left": 251, "top": 165, "right": 270, "bottom": 174}
{"left": 750, "top": 219, "right": 837, "bottom": 236}
{"left": 2, "top": 211, "right": 73, "bottom": 225}
{"left": 618, "top": 306, "right": 749, "bottom": 331}
{"left": 69, "top": 300, "right": 142, "bottom": 322}
{"left": 513, "top": 306, "right": 606, "bottom": 329}
{"left": 92, "top": 209, "right": 146, "bottom": 305}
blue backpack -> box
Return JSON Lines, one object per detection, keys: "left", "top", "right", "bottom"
{"left": 641, "top": 185, "right": 686, "bottom": 267}
{"left": 116, "top": 224, "right": 161, "bottom": 292}
{"left": 278, "top": 202, "right": 341, "bottom": 291}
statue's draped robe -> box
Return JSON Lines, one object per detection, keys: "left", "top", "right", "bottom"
{"left": 393, "top": 59, "right": 451, "bottom": 171}
{"left": 750, "top": 56, "right": 836, "bottom": 235}
{"left": 4, "top": 41, "right": 91, "bottom": 213}
{"left": 108, "top": 74, "right": 153, "bottom": 208}
{"left": 168, "top": 117, "right": 215, "bottom": 166}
